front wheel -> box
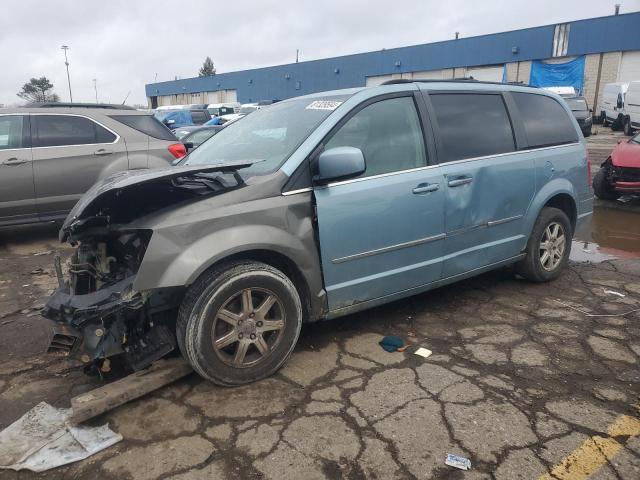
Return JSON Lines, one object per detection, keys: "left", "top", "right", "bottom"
{"left": 516, "top": 207, "right": 572, "bottom": 282}
{"left": 177, "top": 260, "right": 302, "bottom": 386}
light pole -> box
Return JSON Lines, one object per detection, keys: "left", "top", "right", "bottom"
{"left": 92, "top": 78, "right": 98, "bottom": 103}
{"left": 61, "top": 45, "right": 73, "bottom": 102}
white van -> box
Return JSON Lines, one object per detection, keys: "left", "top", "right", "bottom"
{"left": 599, "top": 82, "right": 628, "bottom": 129}
{"left": 621, "top": 81, "right": 640, "bottom": 136}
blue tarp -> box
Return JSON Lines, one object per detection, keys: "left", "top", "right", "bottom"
{"left": 529, "top": 56, "right": 585, "bottom": 93}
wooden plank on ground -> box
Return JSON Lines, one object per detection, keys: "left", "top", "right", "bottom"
{"left": 69, "top": 357, "right": 193, "bottom": 424}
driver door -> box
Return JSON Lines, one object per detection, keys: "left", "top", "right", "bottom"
{"left": 313, "top": 94, "right": 446, "bottom": 312}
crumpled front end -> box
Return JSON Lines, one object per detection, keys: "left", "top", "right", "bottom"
{"left": 42, "top": 230, "right": 182, "bottom": 375}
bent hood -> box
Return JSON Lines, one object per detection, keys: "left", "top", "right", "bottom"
{"left": 611, "top": 141, "right": 640, "bottom": 168}
{"left": 61, "top": 161, "right": 258, "bottom": 241}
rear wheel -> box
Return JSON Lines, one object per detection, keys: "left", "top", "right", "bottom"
{"left": 516, "top": 207, "right": 572, "bottom": 282}
{"left": 177, "top": 260, "right": 302, "bottom": 386}
{"left": 592, "top": 167, "right": 619, "bottom": 200}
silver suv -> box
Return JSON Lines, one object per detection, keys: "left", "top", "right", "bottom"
{"left": 0, "top": 105, "right": 182, "bottom": 226}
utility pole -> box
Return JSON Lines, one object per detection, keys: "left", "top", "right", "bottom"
{"left": 61, "top": 45, "right": 73, "bottom": 102}
{"left": 296, "top": 49, "right": 299, "bottom": 63}
{"left": 92, "top": 78, "right": 98, "bottom": 103}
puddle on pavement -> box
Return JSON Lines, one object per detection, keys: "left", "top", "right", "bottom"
{"left": 573, "top": 206, "right": 640, "bottom": 263}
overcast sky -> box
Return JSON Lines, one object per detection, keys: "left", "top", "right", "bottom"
{"left": 1, "top": 0, "right": 638, "bottom": 106}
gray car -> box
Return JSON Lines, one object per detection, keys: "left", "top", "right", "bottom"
{"left": 0, "top": 105, "right": 181, "bottom": 226}
{"left": 43, "top": 81, "right": 592, "bottom": 386}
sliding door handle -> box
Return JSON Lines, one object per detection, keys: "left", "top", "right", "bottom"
{"left": 448, "top": 177, "right": 473, "bottom": 187}
{"left": 2, "top": 157, "right": 29, "bottom": 166}
{"left": 412, "top": 183, "right": 439, "bottom": 194}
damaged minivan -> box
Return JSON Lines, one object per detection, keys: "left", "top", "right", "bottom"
{"left": 43, "top": 80, "right": 593, "bottom": 385}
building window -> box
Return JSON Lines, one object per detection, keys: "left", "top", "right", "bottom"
{"left": 552, "top": 23, "right": 570, "bottom": 57}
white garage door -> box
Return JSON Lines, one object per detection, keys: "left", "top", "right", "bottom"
{"left": 618, "top": 51, "right": 640, "bottom": 83}
{"left": 465, "top": 65, "right": 504, "bottom": 82}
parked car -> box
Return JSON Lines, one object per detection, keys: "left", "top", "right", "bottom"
{"left": 154, "top": 108, "right": 211, "bottom": 130}
{"left": 593, "top": 131, "right": 640, "bottom": 199}
{"left": 43, "top": 81, "right": 592, "bottom": 385}
{"left": 207, "top": 103, "right": 239, "bottom": 116}
{"left": 181, "top": 125, "right": 224, "bottom": 150}
{"left": 0, "top": 105, "right": 182, "bottom": 227}
{"left": 620, "top": 80, "right": 640, "bottom": 136}
{"left": 564, "top": 96, "right": 592, "bottom": 137}
{"left": 599, "top": 82, "right": 628, "bottom": 129}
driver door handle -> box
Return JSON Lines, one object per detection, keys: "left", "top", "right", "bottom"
{"left": 448, "top": 176, "right": 473, "bottom": 187}
{"left": 94, "top": 149, "right": 113, "bottom": 156}
{"left": 2, "top": 157, "right": 29, "bottom": 166}
{"left": 412, "top": 183, "right": 439, "bottom": 194}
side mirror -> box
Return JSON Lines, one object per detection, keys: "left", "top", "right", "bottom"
{"left": 314, "top": 147, "right": 365, "bottom": 184}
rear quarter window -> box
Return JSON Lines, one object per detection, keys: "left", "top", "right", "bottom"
{"left": 110, "top": 115, "right": 176, "bottom": 141}
{"left": 512, "top": 92, "right": 578, "bottom": 148}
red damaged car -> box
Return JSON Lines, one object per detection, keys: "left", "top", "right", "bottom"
{"left": 593, "top": 132, "right": 640, "bottom": 200}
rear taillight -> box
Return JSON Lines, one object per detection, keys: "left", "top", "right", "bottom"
{"left": 587, "top": 153, "right": 592, "bottom": 185}
{"left": 168, "top": 143, "right": 187, "bottom": 159}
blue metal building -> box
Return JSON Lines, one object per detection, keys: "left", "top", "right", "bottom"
{"left": 145, "top": 11, "right": 640, "bottom": 111}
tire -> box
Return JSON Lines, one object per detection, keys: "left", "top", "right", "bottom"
{"left": 623, "top": 117, "right": 633, "bottom": 136}
{"left": 177, "top": 260, "right": 302, "bottom": 386}
{"left": 592, "top": 167, "right": 619, "bottom": 200}
{"left": 611, "top": 116, "right": 623, "bottom": 131}
{"left": 583, "top": 126, "right": 592, "bottom": 137}
{"left": 516, "top": 207, "right": 572, "bottom": 283}
{"left": 602, "top": 114, "right": 610, "bottom": 127}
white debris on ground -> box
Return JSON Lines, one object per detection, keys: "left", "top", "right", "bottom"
{"left": 0, "top": 402, "right": 121, "bottom": 472}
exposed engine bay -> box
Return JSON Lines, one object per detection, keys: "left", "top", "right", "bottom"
{"left": 43, "top": 231, "right": 183, "bottom": 376}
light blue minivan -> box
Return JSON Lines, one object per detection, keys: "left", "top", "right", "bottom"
{"left": 45, "top": 80, "right": 593, "bottom": 385}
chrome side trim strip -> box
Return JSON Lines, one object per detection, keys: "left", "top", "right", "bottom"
{"left": 321, "top": 142, "right": 581, "bottom": 189}
{"left": 332, "top": 233, "right": 445, "bottom": 264}
{"left": 487, "top": 214, "right": 523, "bottom": 227}
{"left": 282, "top": 187, "right": 312, "bottom": 196}
{"left": 326, "top": 164, "right": 439, "bottom": 188}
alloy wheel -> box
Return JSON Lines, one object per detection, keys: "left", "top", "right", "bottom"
{"left": 539, "top": 222, "right": 566, "bottom": 271}
{"left": 211, "top": 288, "right": 286, "bottom": 368}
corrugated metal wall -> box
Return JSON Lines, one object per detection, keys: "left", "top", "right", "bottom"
{"left": 146, "top": 12, "right": 640, "bottom": 104}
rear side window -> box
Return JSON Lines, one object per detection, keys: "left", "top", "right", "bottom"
{"left": 0, "top": 115, "right": 24, "bottom": 149}
{"left": 512, "top": 93, "right": 578, "bottom": 148}
{"left": 111, "top": 115, "right": 176, "bottom": 141}
{"left": 430, "top": 93, "right": 515, "bottom": 163}
{"left": 33, "top": 115, "right": 116, "bottom": 147}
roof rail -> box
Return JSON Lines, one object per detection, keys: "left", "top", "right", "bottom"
{"left": 379, "top": 78, "right": 537, "bottom": 88}
{"left": 27, "top": 102, "right": 136, "bottom": 110}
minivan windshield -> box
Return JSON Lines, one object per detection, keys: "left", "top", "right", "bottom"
{"left": 565, "top": 97, "right": 588, "bottom": 111}
{"left": 183, "top": 95, "right": 348, "bottom": 177}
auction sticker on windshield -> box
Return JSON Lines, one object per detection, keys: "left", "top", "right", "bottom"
{"left": 306, "top": 100, "right": 342, "bottom": 110}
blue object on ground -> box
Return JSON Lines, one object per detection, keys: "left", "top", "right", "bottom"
{"left": 379, "top": 335, "right": 404, "bottom": 352}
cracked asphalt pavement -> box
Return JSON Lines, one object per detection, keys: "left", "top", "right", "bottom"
{"left": 1, "top": 128, "right": 639, "bottom": 480}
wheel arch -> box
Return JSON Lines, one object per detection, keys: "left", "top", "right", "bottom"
{"left": 525, "top": 181, "right": 578, "bottom": 238}
{"left": 201, "top": 248, "right": 320, "bottom": 322}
